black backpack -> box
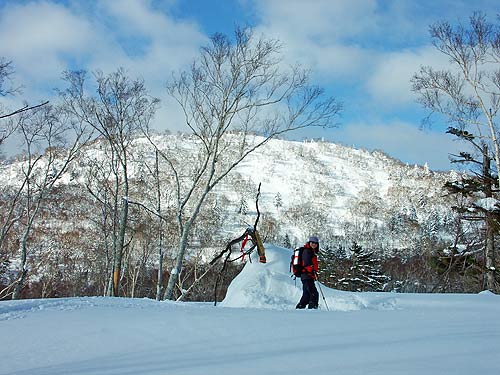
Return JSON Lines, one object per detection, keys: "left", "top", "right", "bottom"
{"left": 290, "top": 247, "right": 304, "bottom": 277}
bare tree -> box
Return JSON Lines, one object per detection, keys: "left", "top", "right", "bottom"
{"left": 0, "top": 59, "right": 17, "bottom": 145}
{"left": 81, "top": 145, "right": 122, "bottom": 295}
{"left": 412, "top": 12, "right": 500, "bottom": 185}
{"left": 59, "top": 69, "right": 159, "bottom": 296}
{"left": 142, "top": 27, "right": 342, "bottom": 300}
{"left": 147, "top": 150, "right": 170, "bottom": 301}
{"left": 0, "top": 58, "right": 16, "bottom": 98}
{"left": 0, "top": 104, "right": 91, "bottom": 299}
{"left": 127, "top": 148, "right": 176, "bottom": 300}
{"left": 412, "top": 12, "right": 500, "bottom": 292}
{"left": 0, "top": 58, "right": 48, "bottom": 148}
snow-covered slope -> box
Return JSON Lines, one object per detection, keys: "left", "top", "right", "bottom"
{"left": 221, "top": 244, "right": 385, "bottom": 311}
{"left": 2, "top": 244, "right": 498, "bottom": 375}
{"left": 0, "top": 134, "right": 458, "bottom": 253}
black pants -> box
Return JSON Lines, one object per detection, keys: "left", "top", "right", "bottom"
{"left": 297, "top": 278, "right": 319, "bottom": 308}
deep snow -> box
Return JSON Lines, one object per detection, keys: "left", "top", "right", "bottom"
{"left": 1, "top": 244, "right": 499, "bottom": 375}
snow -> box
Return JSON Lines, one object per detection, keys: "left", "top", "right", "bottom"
{"left": 1, "top": 244, "right": 499, "bottom": 375}
{"left": 476, "top": 197, "right": 500, "bottom": 211}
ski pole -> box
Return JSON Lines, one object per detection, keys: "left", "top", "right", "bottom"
{"left": 315, "top": 280, "right": 330, "bottom": 311}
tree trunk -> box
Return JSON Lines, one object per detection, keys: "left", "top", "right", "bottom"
{"left": 482, "top": 145, "right": 496, "bottom": 291}
{"left": 164, "top": 231, "right": 189, "bottom": 300}
{"left": 156, "top": 247, "right": 164, "bottom": 301}
{"left": 485, "top": 214, "right": 496, "bottom": 290}
{"left": 12, "top": 229, "right": 29, "bottom": 300}
{"left": 154, "top": 150, "right": 164, "bottom": 301}
{"left": 113, "top": 194, "right": 129, "bottom": 296}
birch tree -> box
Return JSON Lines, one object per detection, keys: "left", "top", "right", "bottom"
{"left": 1, "top": 104, "right": 90, "bottom": 299}
{"left": 142, "top": 27, "right": 342, "bottom": 300}
{"left": 412, "top": 12, "right": 500, "bottom": 292}
{"left": 60, "top": 69, "right": 159, "bottom": 296}
{"left": 412, "top": 12, "right": 500, "bottom": 184}
{"left": 0, "top": 59, "right": 16, "bottom": 146}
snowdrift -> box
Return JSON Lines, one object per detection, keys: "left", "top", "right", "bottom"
{"left": 221, "top": 244, "right": 399, "bottom": 311}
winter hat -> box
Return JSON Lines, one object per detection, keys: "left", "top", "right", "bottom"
{"left": 308, "top": 236, "right": 319, "bottom": 244}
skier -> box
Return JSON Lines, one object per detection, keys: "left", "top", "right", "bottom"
{"left": 296, "top": 236, "right": 320, "bottom": 309}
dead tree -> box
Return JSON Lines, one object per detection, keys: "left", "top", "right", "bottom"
{"left": 211, "top": 183, "right": 266, "bottom": 305}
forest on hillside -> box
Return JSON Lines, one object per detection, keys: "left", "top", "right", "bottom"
{"left": 0, "top": 133, "right": 496, "bottom": 300}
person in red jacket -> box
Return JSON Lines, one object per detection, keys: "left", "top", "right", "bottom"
{"left": 296, "top": 236, "right": 320, "bottom": 309}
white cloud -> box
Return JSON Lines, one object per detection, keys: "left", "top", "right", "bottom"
{"left": 0, "top": 0, "right": 206, "bottom": 132}
{"left": 365, "top": 46, "right": 451, "bottom": 107}
{"left": 248, "top": 0, "right": 497, "bottom": 94}
{"left": 0, "top": 1, "right": 96, "bottom": 86}
{"left": 250, "top": 0, "right": 381, "bottom": 83}
{"left": 0, "top": 0, "right": 205, "bottom": 86}
{"left": 253, "top": 0, "right": 379, "bottom": 41}
{"left": 334, "top": 120, "right": 468, "bottom": 171}
{"left": 0, "top": 2, "right": 94, "bottom": 55}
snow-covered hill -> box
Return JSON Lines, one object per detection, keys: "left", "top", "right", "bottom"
{"left": 1, "top": 245, "right": 499, "bottom": 375}
{"left": 0, "top": 134, "right": 461, "bottom": 254}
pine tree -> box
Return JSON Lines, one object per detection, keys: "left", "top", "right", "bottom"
{"left": 318, "top": 245, "right": 337, "bottom": 285}
{"left": 274, "top": 192, "right": 283, "bottom": 210}
{"left": 237, "top": 197, "right": 248, "bottom": 215}
{"left": 317, "top": 244, "right": 350, "bottom": 289}
{"left": 282, "top": 233, "right": 291, "bottom": 249}
{"left": 339, "top": 242, "right": 390, "bottom": 292}
{"left": 443, "top": 133, "right": 499, "bottom": 292}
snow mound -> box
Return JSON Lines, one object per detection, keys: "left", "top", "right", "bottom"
{"left": 220, "top": 244, "right": 398, "bottom": 311}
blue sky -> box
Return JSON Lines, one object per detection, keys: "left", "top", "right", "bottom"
{"left": 0, "top": 0, "right": 498, "bottom": 170}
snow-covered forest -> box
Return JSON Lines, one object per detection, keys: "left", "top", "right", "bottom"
{"left": 0, "top": 131, "right": 492, "bottom": 299}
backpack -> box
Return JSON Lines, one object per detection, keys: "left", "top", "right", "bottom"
{"left": 290, "top": 247, "right": 304, "bottom": 277}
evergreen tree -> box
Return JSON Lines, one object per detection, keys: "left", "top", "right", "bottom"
{"left": 274, "top": 192, "right": 283, "bottom": 210}
{"left": 317, "top": 244, "right": 350, "bottom": 289}
{"left": 318, "top": 245, "right": 335, "bottom": 277}
{"left": 282, "top": 233, "right": 291, "bottom": 249}
{"left": 339, "top": 242, "right": 390, "bottom": 292}
{"left": 443, "top": 130, "right": 499, "bottom": 292}
{"left": 237, "top": 197, "right": 248, "bottom": 215}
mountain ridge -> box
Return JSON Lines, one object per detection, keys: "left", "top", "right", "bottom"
{"left": 0, "top": 133, "right": 460, "bottom": 255}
